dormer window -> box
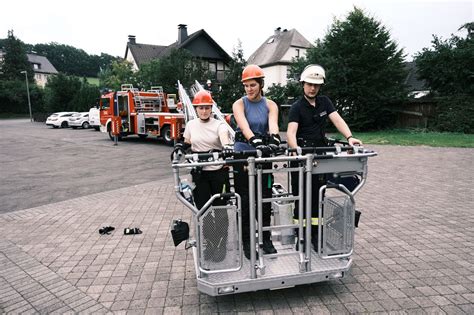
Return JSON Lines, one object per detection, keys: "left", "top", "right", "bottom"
{"left": 33, "top": 63, "right": 41, "bottom": 70}
{"left": 267, "top": 37, "right": 274, "bottom": 44}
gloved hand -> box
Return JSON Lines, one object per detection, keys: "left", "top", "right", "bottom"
{"left": 222, "top": 144, "right": 234, "bottom": 157}
{"left": 257, "top": 144, "right": 272, "bottom": 156}
{"left": 170, "top": 142, "right": 189, "bottom": 161}
{"left": 268, "top": 133, "right": 281, "bottom": 152}
{"left": 269, "top": 133, "right": 281, "bottom": 146}
{"left": 248, "top": 135, "right": 264, "bottom": 148}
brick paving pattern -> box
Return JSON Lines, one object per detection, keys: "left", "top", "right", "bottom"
{"left": 0, "top": 145, "right": 473, "bottom": 314}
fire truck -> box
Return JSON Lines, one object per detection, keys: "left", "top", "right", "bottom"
{"left": 99, "top": 84, "right": 184, "bottom": 145}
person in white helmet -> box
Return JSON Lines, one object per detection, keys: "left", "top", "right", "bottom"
{"left": 205, "top": 79, "right": 213, "bottom": 94}
{"left": 286, "top": 64, "right": 362, "bottom": 252}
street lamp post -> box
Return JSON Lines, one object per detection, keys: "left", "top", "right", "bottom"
{"left": 20, "top": 70, "right": 33, "bottom": 122}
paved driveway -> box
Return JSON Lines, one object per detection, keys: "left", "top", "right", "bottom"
{"left": 0, "top": 119, "right": 173, "bottom": 214}
{"left": 0, "top": 119, "right": 473, "bottom": 313}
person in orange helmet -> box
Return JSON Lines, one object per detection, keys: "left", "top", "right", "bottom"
{"left": 174, "top": 90, "right": 232, "bottom": 262}
{"left": 232, "top": 64, "right": 280, "bottom": 259}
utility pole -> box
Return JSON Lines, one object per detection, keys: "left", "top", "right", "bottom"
{"left": 20, "top": 71, "right": 33, "bottom": 122}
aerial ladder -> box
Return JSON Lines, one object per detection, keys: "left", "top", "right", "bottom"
{"left": 177, "top": 80, "right": 198, "bottom": 123}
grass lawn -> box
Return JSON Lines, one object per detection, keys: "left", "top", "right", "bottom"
{"left": 329, "top": 130, "right": 473, "bottom": 148}
{"left": 86, "top": 77, "right": 100, "bottom": 86}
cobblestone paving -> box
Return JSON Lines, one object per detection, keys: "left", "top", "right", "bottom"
{"left": 1, "top": 145, "right": 473, "bottom": 314}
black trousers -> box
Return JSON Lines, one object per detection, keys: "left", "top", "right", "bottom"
{"left": 192, "top": 168, "right": 230, "bottom": 209}
{"left": 233, "top": 161, "right": 273, "bottom": 243}
{"left": 192, "top": 168, "right": 230, "bottom": 259}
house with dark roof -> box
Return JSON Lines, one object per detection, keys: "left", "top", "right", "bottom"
{"left": 247, "top": 28, "right": 312, "bottom": 89}
{"left": 27, "top": 53, "right": 58, "bottom": 87}
{"left": 404, "top": 61, "right": 429, "bottom": 98}
{"left": 125, "top": 24, "right": 232, "bottom": 83}
{"left": 0, "top": 50, "right": 58, "bottom": 87}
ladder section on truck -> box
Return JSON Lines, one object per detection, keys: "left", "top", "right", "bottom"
{"left": 120, "top": 84, "right": 136, "bottom": 92}
{"left": 135, "top": 87, "right": 164, "bottom": 112}
{"left": 177, "top": 80, "right": 197, "bottom": 123}
{"left": 120, "top": 84, "right": 165, "bottom": 112}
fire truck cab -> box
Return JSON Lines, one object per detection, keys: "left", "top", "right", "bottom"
{"left": 99, "top": 84, "right": 184, "bottom": 145}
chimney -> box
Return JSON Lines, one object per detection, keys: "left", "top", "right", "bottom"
{"left": 274, "top": 27, "right": 281, "bottom": 36}
{"left": 178, "top": 24, "right": 188, "bottom": 44}
{"left": 128, "top": 35, "right": 136, "bottom": 44}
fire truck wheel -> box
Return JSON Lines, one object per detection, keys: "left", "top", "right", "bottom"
{"left": 161, "top": 126, "right": 173, "bottom": 146}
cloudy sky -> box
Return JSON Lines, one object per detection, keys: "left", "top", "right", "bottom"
{"left": 2, "top": 0, "right": 472, "bottom": 61}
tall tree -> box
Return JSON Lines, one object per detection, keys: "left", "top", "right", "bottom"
{"left": 137, "top": 48, "right": 211, "bottom": 93}
{"left": 0, "top": 30, "right": 41, "bottom": 114}
{"left": 0, "top": 30, "right": 33, "bottom": 81}
{"left": 98, "top": 60, "right": 136, "bottom": 91}
{"left": 415, "top": 23, "right": 474, "bottom": 133}
{"left": 300, "top": 7, "right": 407, "bottom": 130}
{"left": 33, "top": 43, "right": 87, "bottom": 76}
{"left": 70, "top": 78, "right": 100, "bottom": 112}
{"left": 43, "top": 73, "right": 82, "bottom": 112}
{"left": 33, "top": 43, "right": 119, "bottom": 77}
{"left": 415, "top": 23, "right": 474, "bottom": 96}
{"left": 90, "top": 53, "right": 120, "bottom": 76}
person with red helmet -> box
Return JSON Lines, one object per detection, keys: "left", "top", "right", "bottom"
{"left": 232, "top": 64, "right": 280, "bottom": 259}
{"left": 174, "top": 90, "right": 232, "bottom": 262}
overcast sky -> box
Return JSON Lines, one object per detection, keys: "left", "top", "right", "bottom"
{"left": 2, "top": 0, "right": 472, "bottom": 61}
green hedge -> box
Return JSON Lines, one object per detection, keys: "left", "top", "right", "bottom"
{"left": 430, "top": 95, "right": 474, "bottom": 133}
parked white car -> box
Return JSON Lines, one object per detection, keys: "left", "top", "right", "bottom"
{"left": 88, "top": 107, "right": 101, "bottom": 131}
{"left": 69, "top": 112, "right": 91, "bottom": 129}
{"left": 46, "top": 112, "right": 77, "bottom": 128}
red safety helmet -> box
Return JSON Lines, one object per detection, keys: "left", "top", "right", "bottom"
{"left": 241, "top": 64, "right": 265, "bottom": 82}
{"left": 192, "top": 90, "right": 214, "bottom": 106}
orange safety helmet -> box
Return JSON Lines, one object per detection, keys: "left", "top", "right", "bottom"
{"left": 241, "top": 64, "right": 265, "bottom": 82}
{"left": 192, "top": 90, "right": 214, "bottom": 106}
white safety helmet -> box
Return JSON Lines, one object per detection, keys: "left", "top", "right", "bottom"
{"left": 300, "top": 64, "right": 326, "bottom": 84}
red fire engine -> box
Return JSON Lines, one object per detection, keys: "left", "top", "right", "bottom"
{"left": 99, "top": 84, "right": 184, "bottom": 145}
